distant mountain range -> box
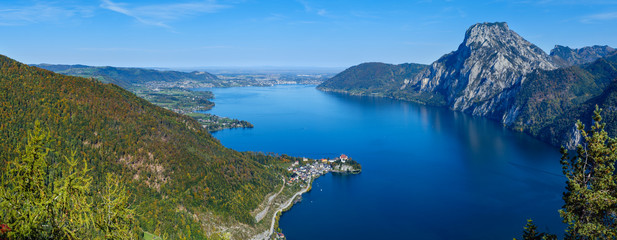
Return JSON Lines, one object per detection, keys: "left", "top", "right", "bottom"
{"left": 318, "top": 22, "right": 617, "bottom": 148}
{"left": 32, "top": 64, "right": 220, "bottom": 88}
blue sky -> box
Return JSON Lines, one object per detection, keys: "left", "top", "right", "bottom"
{"left": 1, "top": 0, "right": 616, "bottom": 68}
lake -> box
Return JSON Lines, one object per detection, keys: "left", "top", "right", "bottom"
{"left": 200, "top": 84, "right": 565, "bottom": 240}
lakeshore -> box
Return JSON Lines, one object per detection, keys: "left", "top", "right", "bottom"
{"left": 250, "top": 155, "right": 361, "bottom": 240}
{"left": 208, "top": 85, "right": 565, "bottom": 239}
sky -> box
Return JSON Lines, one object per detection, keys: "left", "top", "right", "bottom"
{"left": 1, "top": 0, "right": 617, "bottom": 69}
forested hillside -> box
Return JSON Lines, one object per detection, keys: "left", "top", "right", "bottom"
{"left": 318, "top": 22, "right": 617, "bottom": 148}
{"left": 513, "top": 53, "right": 617, "bottom": 147}
{"left": 1, "top": 55, "right": 287, "bottom": 239}
{"left": 33, "top": 64, "right": 255, "bottom": 133}
{"left": 317, "top": 62, "right": 427, "bottom": 95}
{"left": 32, "top": 64, "right": 219, "bottom": 89}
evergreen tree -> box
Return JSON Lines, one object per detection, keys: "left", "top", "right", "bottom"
{"left": 559, "top": 106, "right": 617, "bottom": 239}
{"left": 518, "top": 219, "right": 557, "bottom": 240}
{"left": 519, "top": 106, "right": 617, "bottom": 240}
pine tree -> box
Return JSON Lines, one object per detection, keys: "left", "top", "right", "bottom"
{"left": 519, "top": 219, "right": 557, "bottom": 240}
{"left": 559, "top": 106, "right": 617, "bottom": 239}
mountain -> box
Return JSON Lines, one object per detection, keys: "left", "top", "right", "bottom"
{"left": 32, "top": 64, "right": 219, "bottom": 89}
{"left": 511, "top": 52, "right": 617, "bottom": 147}
{"left": 407, "top": 22, "right": 556, "bottom": 118}
{"left": 550, "top": 45, "right": 616, "bottom": 67}
{"left": 1, "top": 55, "right": 288, "bottom": 239}
{"left": 319, "top": 22, "right": 617, "bottom": 147}
{"left": 316, "top": 62, "right": 427, "bottom": 98}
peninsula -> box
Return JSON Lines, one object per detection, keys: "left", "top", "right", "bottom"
{"left": 250, "top": 154, "right": 361, "bottom": 240}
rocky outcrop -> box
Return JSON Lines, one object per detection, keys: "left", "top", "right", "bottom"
{"left": 405, "top": 22, "right": 556, "bottom": 119}
{"left": 550, "top": 45, "right": 616, "bottom": 67}
{"left": 332, "top": 164, "right": 361, "bottom": 174}
{"left": 318, "top": 22, "right": 617, "bottom": 148}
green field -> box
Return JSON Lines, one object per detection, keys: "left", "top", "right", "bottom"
{"left": 143, "top": 232, "right": 162, "bottom": 240}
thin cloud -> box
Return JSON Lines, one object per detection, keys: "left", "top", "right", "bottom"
{"left": 297, "top": 0, "right": 328, "bottom": 17}
{"left": 581, "top": 11, "right": 617, "bottom": 23}
{"left": 100, "top": 0, "right": 230, "bottom": 28}
{"left": 0, "top": 3, "right": 92, "bottom": 26}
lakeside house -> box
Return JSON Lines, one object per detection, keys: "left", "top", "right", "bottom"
{"left": 285, "top": 154, "right": 353, "bottom": 185}
{"left": 339, "top": 154, "right": 348, "bottom": 163}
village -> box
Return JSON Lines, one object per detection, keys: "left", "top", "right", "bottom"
{"left": 285, "top": 154, "right": 350, "bottom": 185}
{"left": 271, "top": 154, "right": 353, "bottom": 240}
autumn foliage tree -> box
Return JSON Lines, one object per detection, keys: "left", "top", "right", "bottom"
{"left": 0, "top": 121, "right": 137, "bottom": 239}
{"left": 95, "top": 173, "right": 137, "bottom": 240}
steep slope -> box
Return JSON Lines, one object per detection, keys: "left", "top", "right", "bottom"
{"left": 318, "top": 22, "right": 617, "bottom": 148}
{"left": 511, "top": 52, "right": 617, "bottom": 147}
{"left": 32, "top": 64, "right": 219, "bottom": 89}
{"left": 550, "top": 45, "right": 616, "bottom": 67}
{"left": 406, "top": 22, "right": 556, "bottom": 118}
{"left": 317, "top": 62, "right": 427, "bottom": 97}
{"left": 1, "top": 55, "right": 285, "bottom": 239}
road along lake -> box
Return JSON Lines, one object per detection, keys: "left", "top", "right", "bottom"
{"left": 199, "top": 84, "right": 565, "bottom": 240}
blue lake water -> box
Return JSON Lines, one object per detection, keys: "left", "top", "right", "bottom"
{"left": 200, "top": 84, "right": 566, "bottom": 240}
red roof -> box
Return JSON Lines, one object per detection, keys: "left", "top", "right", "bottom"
{"left": 340, "top": 154, "right": 348, "bottom": 159}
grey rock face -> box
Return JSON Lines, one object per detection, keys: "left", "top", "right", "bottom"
{"left": 407, "top": 22, "right": 556, "bottom": 118}
{"left": 550, "top": 45, "right": 616, "bottom": 67}
{"left": 565, "top": 123, "right": 582, "bottom": 150}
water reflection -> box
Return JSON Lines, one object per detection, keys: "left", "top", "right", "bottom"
{"left": 207, "top": 85, "right": 566, "bottom": 240}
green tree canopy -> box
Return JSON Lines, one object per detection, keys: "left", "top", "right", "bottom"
{"left": 0, "top": 121, "right": 137, "bottom": 239}
{"left": 559, "top": 106, "right": 617, "bottom": 239}
{"left": 518, "top": 106, "right": 617, "bottom": 240}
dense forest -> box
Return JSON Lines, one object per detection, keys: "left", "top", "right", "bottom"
{"left": 32, "top": 64, "right": 219, "bottom": 89}
{"left": 1, "top": 55, "right": 289, "bottom": 239}
{"left": 512, "top": 53, "right": 617, "bottom": 147}
{"left": 317, "top": 62, "right": 427, "bottom": 95}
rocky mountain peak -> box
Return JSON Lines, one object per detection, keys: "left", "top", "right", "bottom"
{"left": 409, "top": 22, "right": 556, "bottom": 116}
{"left": 463, "top": 22, "right": 510, "bottom": 47}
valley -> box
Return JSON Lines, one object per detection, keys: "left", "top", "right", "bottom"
{"left": 35, "top": 64, "right": 332, "bottom": 132}
{"left": 2, "top": 0, "right": 617, "bottom": 237}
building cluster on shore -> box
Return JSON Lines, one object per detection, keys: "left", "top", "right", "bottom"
{"left": 274, "top": 232, "right": 285, "bottom": 239}
{"left": 285, "top": 154, "right": 349, "bottom": 185}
